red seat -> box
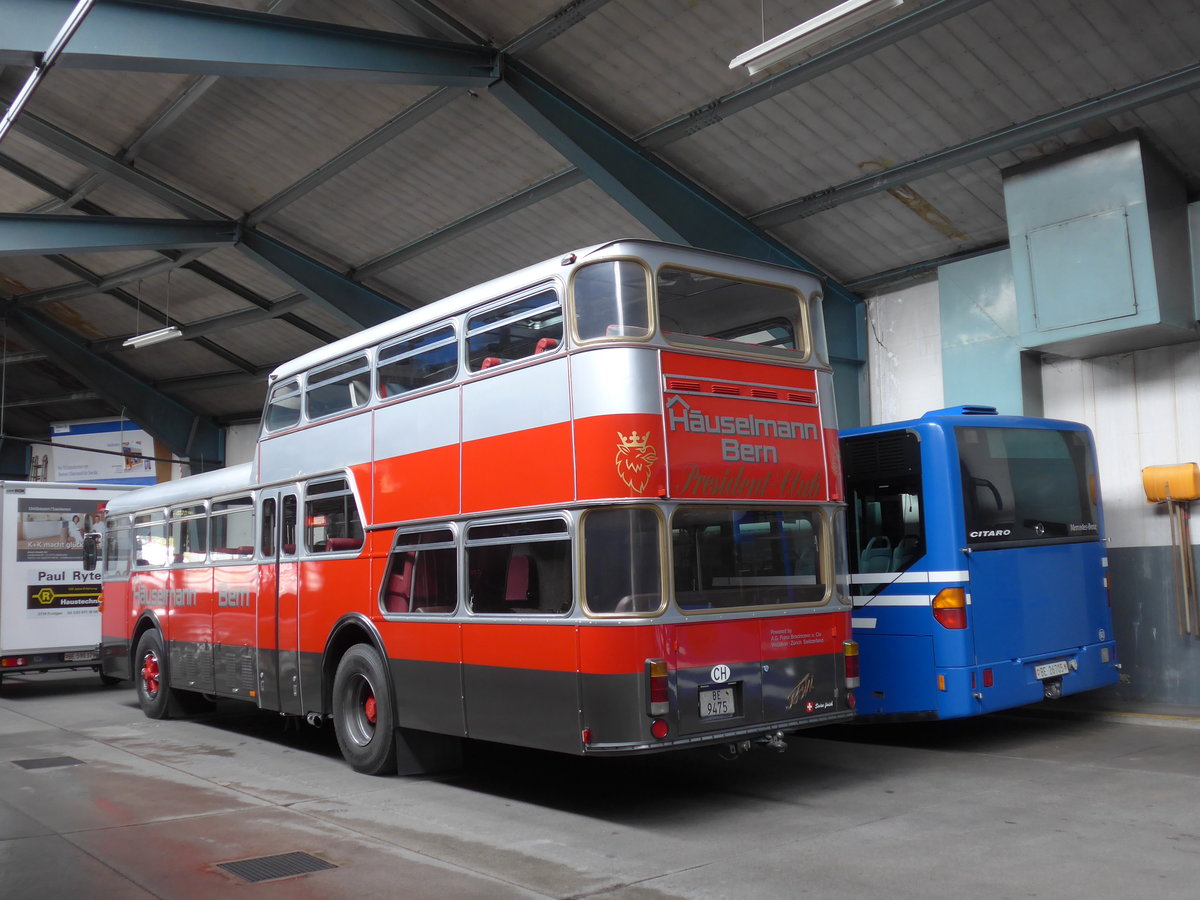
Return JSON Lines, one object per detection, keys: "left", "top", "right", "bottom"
{"left": 326, "top": 536, "right": 363, "bottom": 552}
{"left": 481, "top": 357, "right": 501, "bottom": 369}
{"left": 504, "top": 555, "right": 534, "bottom": 605}
{"left": 535, "top": 337, "right": 558, "bottom": 353}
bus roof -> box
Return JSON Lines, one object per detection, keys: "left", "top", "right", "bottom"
{"left": 841, "top": 407, "right": 1091, "bottom": 438}
{"left": 268, "top": 239, "right": 826, "bottom": 385}
{"left": 104, "top": 463, "right": 254, "bottom": 516}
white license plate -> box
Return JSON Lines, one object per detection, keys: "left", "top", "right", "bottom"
{"left": 1034, "top": 660, "right": 1070, "bottom": 680}
{"left": 699, "top": 687, "right": 736, "bottom": 718}
{"left": 63, "top": 651, "right": 97, "bottom": 661}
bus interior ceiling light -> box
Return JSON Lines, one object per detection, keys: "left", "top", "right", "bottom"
{"left": 122, "top": 326, "right": 182, "bottom": 349}
{"left": 729, "top": 0, "right": 904, "bottom": 75}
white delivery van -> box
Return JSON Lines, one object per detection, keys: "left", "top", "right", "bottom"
{"left": 0, "top": 481, "right": 135, "bottom": 684}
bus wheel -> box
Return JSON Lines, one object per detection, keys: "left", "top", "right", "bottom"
{"left": 135, "top": 630, "right": 174, "bottom": 719}
{"left": 332, "top": 645, "right": 397, "bottom": 775}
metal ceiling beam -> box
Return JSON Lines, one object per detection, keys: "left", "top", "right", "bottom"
{"left": 91, "top": 293, "right": 309, "bottom": 352}
{"left": 0, "top": 0, "right": 498, "bottom": 85}
{"left": 754, "top": 60, "right": 1200, "bottom": 227}
{"left": 248, "top": 0, "right": 613, "bottom": 226}
{"left": 19, "top": 249, "right": 207, "bottom": 304}
{"left": 491, "top": 59, "right": 866, "bottom": 424}
{"left": 2, "top": 306, "right": 225, "bottom": 469}
{"left": 237, "top": 230, "right": 406, "bottom": 327}
{"left": 0, "top": 390, "right": 99, "bottom": 409}
{"left": 353, "top": 169, "right": 586, "bottom": 279}
{"left": 353, "top": 0, "right": 984, "bottom": 282}
{"left": 41, "top": 253, "right": 259, "bottom": 373}
{"left": 0, "top": 213, "right": 238, "bottom": 256}
{"left": 9, "top": 112, "right": 405, "bottom": 328}
{"left": 642, "top": 0, "right": 987, "bottom": 150}
{"left": 0, "top": 152, "right": 336, "bottom": 344}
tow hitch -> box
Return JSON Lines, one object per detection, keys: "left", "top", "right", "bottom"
{"left": 718, "top": 731, "right": 788, "bottom": 760}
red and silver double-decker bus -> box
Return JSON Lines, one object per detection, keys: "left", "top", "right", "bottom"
{"left": 99, "top": 240, "right": 858, "bottom": 774}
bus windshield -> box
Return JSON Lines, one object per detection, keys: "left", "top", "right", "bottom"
{"left": 672, "top": 507, "right": 826, "bottom": 610}
{"left": 957, "top": 426, "right": 1099, "bottom": 547}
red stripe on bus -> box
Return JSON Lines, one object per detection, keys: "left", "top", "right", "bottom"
{"left": 373, "top": 444, "right": 460, "bottom": 522}
{"left": 461, "top": 422, "right": 574, "bottom": 513}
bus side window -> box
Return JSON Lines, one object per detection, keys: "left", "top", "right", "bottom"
{"left": 465, "top": 519, "right": 571, "bottom": 615}
{"left": 381, "top": 528, "right": 456, "bottom": 614}
{"left": 304, "top": 478, "right": 364, "bottom": 553}
{"left": 466, "top": 287, "right": 562, "bottom": 372}
{"left": 377, "top": 325, "right": 457, "bottom": 399}
{"left": 571, "top": 260, "right": 650, "bottom": 342}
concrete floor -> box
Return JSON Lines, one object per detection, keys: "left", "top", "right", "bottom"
{"left": 2, "top": 671, "right": 1199, "bottom": 899}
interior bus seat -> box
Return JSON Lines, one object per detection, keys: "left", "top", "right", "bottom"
{"left": 383, "top": 562, "right": 412, "bottom": 613}
{"left": 534, "top": 337, "right": 558, "bottom": 353}
{"left": 325, "top": 535, "right": 363, "bottom": 552}
{"left": 504, "top": 554, "right": 538, "bottom": 609}
{"left": 859, "top": 536, "right": 893, "bottom": 573}
{"left": 891, "top": 535, "right": 920, "bottom": 571}
{"left": 481, "top": 357, "right": 502, "bottom": 369}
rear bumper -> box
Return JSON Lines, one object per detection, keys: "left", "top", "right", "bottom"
{"left": 583, "top": 707, "right": 854, "bottom": 754}
{"left": 935, "top": 640, "right": 1120, "bottom": 719}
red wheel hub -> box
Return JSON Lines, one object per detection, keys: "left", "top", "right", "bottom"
{"left": 364, "top": 693, "right": 377, "bottom": 725}
{"left": 141, "top": 655, "right": 160, "bottom": 695}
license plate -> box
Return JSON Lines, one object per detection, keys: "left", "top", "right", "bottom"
{"left": 1034, "top": 660, "right": 1070, "bottom": 680}
{"left": 699, "top": 686, "right": 736, "bottom": 719}
{"left": 63, "top": 651, "right": 97, "bottom": 661}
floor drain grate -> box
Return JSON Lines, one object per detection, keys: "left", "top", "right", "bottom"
{"left": 13, "top": 756, "right": 85, "bottom": 770}
{"left": 216, "top": 851, "right": 338, "bottom": 884}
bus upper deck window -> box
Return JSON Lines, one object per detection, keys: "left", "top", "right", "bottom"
{"left": 656, "top": 267, "right": 806, "bottom": 358}
{"left": 466, "top": 287, "right": 562, "bottom": 372}
{"left": 305, "top": 355, "right": 370, "bottom": 421}
{"left": 377, "top": 325, "right": 457, "bottom": 398}
{"left": 572, "top": 260, "right": 650, "bottom": 342}
{"left": 264, "top": 379, "right": 301, "bottom": 433}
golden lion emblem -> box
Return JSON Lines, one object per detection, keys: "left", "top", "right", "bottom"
{"left": 615, "top": 430, "right": 658, "bottom": 493}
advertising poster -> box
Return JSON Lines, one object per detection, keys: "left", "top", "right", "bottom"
{"left": 51, "top": 419, "right": 158, "bottom": 485}
{"left": 16, "top": 497, "right": 108, "bottom": 616}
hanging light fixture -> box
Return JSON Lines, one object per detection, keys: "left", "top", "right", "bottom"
{"left": 730, "top": 0, "right": 904, "bottom": 75}
{"left": 122, "top": 326, "right": 182, "bottom": 349}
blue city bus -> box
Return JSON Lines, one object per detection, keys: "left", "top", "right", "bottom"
{"left": 841, "top": 406, "right": 1120, "bottom": 719}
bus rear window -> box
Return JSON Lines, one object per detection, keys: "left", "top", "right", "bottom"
{"left": 657, "top": 267, "right": 805, "bottom": 358}
{"left": 672, "top": 507, "right": 826, "bottom": 611}
{"left": 957, "top": 427, "right": 1099, "bottom": 546}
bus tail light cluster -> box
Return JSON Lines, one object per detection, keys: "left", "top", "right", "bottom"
{"left": 843, "top": 640, "right": 860, "bottom": 688}
{"left": 932, "top": 587, "right": 967, "bottom": 629}
{"left": 646, "top": 658, "right": 669, "bottom": 716}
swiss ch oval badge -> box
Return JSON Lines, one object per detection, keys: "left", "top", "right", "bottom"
{"left": 615, "top": 431, "right": 658, "bottom": 494}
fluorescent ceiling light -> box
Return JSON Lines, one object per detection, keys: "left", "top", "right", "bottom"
{"left": 729, "top": 0, "right": 904, "bottom": 75}
{"left": 122, "top": 326, "right": 182, "bottom": 348}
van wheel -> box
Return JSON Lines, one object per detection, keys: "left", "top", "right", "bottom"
{"left": 332, "top": 645, "right": 397, "bottom": 775}
{"left": 135, "top": 630, "right": 174, "bottom": 719}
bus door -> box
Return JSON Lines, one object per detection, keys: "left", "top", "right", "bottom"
{"left": 257, "top": 489, "right": 302, "bottom": 714}
{"left": 957, "top": 425, "right": 1106, "bottom": 664}
{"left": 168, "top": 505, "right": 216, "bottom": 693}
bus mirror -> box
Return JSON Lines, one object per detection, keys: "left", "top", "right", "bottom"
{"left": 82, "top": 533, "right": 100, "bottom": 571}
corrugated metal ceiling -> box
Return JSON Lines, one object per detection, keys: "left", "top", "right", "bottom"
{"left": 1, "top": 0, "right": 1198, "bottom": 459}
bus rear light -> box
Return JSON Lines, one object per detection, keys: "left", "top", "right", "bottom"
{"left": 646, "top": 658, "right": 669, "bottom": 716}
{"left": 982, "top": 668, "right": 994, "bottom": 688}
{"left": 650, "top": 719, "right": 669, "bottom": 739}
{"left": 932, "top": 588, "right": 967, "bottom": 629}
{"left": 1, "top": 656, "right": 27, "bottom": 668}
{"left": 847, "top": 691, "right": 856, "bottom": 709}
{"left": 937, "top": 674, "right": 946, "bottom": 691}
{"left": 843, "top": 640, "right": 860, "bottom": 688}
{"left": 582, "top": 727, "right": 592, "bottom": 745}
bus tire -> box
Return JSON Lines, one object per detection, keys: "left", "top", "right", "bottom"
{"left": 134, "top": 630, "right": 174, "bottom": 719}
{"left": 332, "top": 644, "right": 397, "bottom": 776}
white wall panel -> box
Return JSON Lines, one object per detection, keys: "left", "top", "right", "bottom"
{"left": 865, "top": 280, "right": 944, "bottom": 425}
{"left": 1042, "top": 344, "right": 1200, "bottom": 549}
